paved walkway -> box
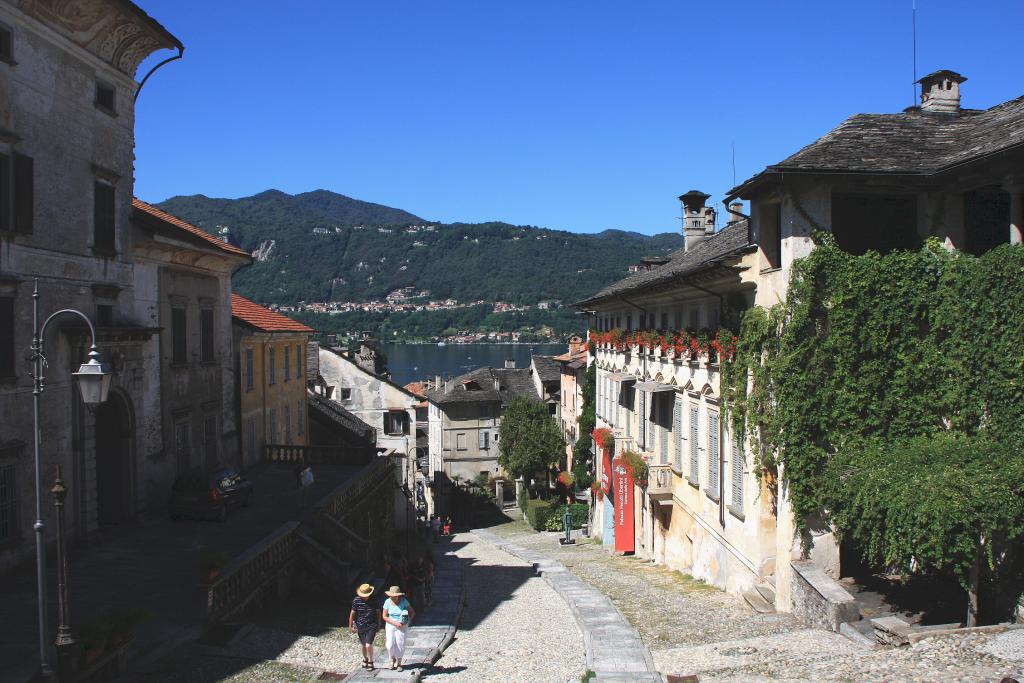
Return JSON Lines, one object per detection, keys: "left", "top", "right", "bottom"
{"left": 473, "top": 527, "right": 658, "bottom": 683}
{"left": 0, "top": 462, "right": 357, "bottom": 683}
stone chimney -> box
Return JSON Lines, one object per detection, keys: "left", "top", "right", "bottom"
{"left": 727, "top": 201, "right": 745, "bottom": 224}
{"left": 504, "top": 359, "right": 516, "bottom": 369}
{"left": 918, "top": 70, "right": 966, "bottom": 113}
{"left": 568, "top": 334, "right": 584, "bottom": 355}
{"left": 679, "top": 190, "right": 715, "bottom": 251}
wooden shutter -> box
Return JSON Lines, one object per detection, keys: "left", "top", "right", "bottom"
{"left": 200, "top": 309, "right": 214, "bottom": 363}
{"left": 93, "top": 181, "right": 115, "bottom": 249}
{"left": 0, "top": 153, "right": 10, "bottom": 232}
{"left": 708, "top": 413, "right": 720, "bottom": 494}
{"left": 673, "top": 397, "right": 683, "bottom": 471}
{"left": 659, "top": 397, "right": 669, "bottom": 464}
{"left": 13, "top": 154, "right": 32, "bottom": 234}
{"left": 689, "top": 405, "right": 699, "bottom": 481}
{"left": 0, "top": 297, "right": 13, "bottom": 378}
{"left": 732, "top": 433, "right": 744, "bottom": 509}
{"left": 638, "top": 389, "right": 646, "bottom": 449}
{"left": 284, "top": 344, "right": 291, "bottom": 380}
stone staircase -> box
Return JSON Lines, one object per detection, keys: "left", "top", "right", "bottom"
{"left": 743, "top": 577, "right": 777, "bottom": 614}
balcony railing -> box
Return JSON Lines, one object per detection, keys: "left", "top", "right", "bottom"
{"left": 265, "top": 443, "right": 379, "bottom": 467}
{"left": 647, "top": 463, "right": 673, "bottom": 504}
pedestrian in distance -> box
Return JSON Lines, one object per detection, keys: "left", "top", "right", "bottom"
{"left": 443, "top": 515, "right": 452, "bottom": 536}
{"left": 382, "top": 585, "right": 415, "bottom": 671}
{"left": 349, "top": 583, "right": 380, "bottom": 670}
{"left": 293, "top": 458, "right": 312, "bottom": 510}
{"left": 430, "top": 514, "right": 441, "bottom": 543}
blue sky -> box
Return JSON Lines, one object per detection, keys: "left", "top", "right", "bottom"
{"left": 134, "top": 1, "right": 1024, "bottom": 235}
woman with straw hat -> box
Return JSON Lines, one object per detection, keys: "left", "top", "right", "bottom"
{"left": 349, "top": 583, "right": 380, "bottom": 670}
{"left": 381, "top": 585, "right": 415, "bottom": 671}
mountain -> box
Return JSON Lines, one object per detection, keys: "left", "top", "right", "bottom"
{"left": 156, "top": 189, "right": 685, "bottom": 305}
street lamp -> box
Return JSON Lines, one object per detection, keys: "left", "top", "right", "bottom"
{"left": 30, "top": 279, "right": 111, "bottom": 676}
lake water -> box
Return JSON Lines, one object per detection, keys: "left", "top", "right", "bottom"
{"left": 379, "top": 343, "right": 566, "bottom": 386}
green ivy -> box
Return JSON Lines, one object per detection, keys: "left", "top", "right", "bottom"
{"left": 722, "top": 239, "right": 1024, "bottom": 594}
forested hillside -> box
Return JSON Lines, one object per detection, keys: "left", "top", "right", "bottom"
{"left": 157, "top": 189, "right": 685, "bottom": 305}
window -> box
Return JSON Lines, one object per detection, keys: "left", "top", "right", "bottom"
{"left": 200, "top": 309, "right": 214, "bottom": 363}
{"left": 174, "top": 420, "right": 191, "bottom": 473}
{"left": 731, "top": 434, "right": 744, "bottom": 512}
{"left": 203, "top": 415, "right": 217, "bottom": 467}
{"left": 689, "top": 405, "right": 699, "bottom": 484}
{"left": 284, "top": 344, "right": 291, "bottom": 381}
{"left": 637, "top": 389, "right": 647, "bottom": 449}
{"left": 384, "top": 411, "right": 407, "bottom": 435}
{"left": 689, "top": 308, "right": 700, "bottom": 331}
{"left": 284, "top": 405, "right": 292, "bottom": 444}
{"left": 245, "top": 348, "right": 254, "bottom": 390}
{"left": 268, "top": 347, "right": 276, "bottom": 384}
{"left": 760, "top": 203, "right": 782, "bottom": 270}
{"left": 479, "top": 430, "right": 490, "bottom": 450}
{"left": 96, "top": 304, "right": 113, "bottom": 327}
{"left": 0, "top": 462, "right": 16, "bottom": 542}
{"left": 659, "top": 396, "right": 670, "bottom": 464}
{"left": 0, "top": 23, "right": 12, "bottom": 63}
{"left": 296, "top": 344, "right": 303, "bottom": 381}
{"left": 171, "top": 307, "right": 187, "bottom": 364}
{"left": 339, "top": 387, "right": 352, "bottom": 400}
{"left": 1, "top": 153, "right": 32, "bottom": 234}
{"left": 832, "top": 194, "right": 919, "bottom": 256}
{"left": 456, "top": 433, "right": 467, "bottom": 450}
{"left": 269, "top": 408, "right": 277, "bottom": 443}
{"left": 93, "top": 181, "right": 115, "bottom": 251}
{"left": 95, "top": 81, "right": 116, "bottom": 115}
{"left": 661, "top": 312, "right": 668, "bottom": 329}
{"left": 0, "top": 297, "right": 13, "bottom": 378}
{"left": 297, "top": 400, "right": 304, "bottom": 436}
{"left": 673, "top": 396, "right": 683, "bottom": 472}
{"left": 707, "top": 412, "right": 720, "bottom": 499}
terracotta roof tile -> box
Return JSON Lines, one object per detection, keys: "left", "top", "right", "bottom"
{"left": 231, "top": 293, "right": 314, "bottom": 333}
{"left": 133, "top": 198, "right": 251, "bottom": 258}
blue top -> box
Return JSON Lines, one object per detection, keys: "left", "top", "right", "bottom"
{"left": 384, "top": 597, "right": 411, "bottom": 626}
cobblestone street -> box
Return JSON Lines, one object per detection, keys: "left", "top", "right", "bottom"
{"left": 486, "top": 520, "right": 1024, "bottom": 683}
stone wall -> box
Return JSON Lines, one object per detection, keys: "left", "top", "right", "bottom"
{"left": 790, "top": 559, "right": 860, "bottom": 632}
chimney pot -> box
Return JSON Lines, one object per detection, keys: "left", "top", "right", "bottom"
{"left": 505, "top": 359, "right": 516, "bottom": 369}
{"left": 918, "top": 69, "right": 966, "bottom": 113}
{"left": 679, "top": 190, "right": 713, "bottom": 251}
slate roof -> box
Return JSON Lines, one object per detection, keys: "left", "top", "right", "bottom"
{"left": 427, "top": 367, "right": 539, "bottom": 407}
{"left": 531, "top": 355, "right": 561, "bottom": 384}
{"left": 133, "top": 198, "right": 252, "bottom": 258}
{"left": 729, "top": 95, "right": 1024, "bottom": 195}
{"left": 231, "top": 293, "right": 314, "bottom": 333}
{"left": 576, "top": 219, "right": 751, "bottom": 306}
{"left": 307, "top": 391, "right": 375, "bottom": 442}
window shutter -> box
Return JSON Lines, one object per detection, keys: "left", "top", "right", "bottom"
{"left": 708, "top": 413, "right": 720, "bottom": 494}
{"left": 732, "top": 433, "right": 744, "bottom": 509}
{"left": 478, "top": 430, "right": 486, "bottom": 449}
{"left": 0, "top": 153, "right": 10, "bottom": 232}
{"left": 14, "top": 154, "right": 32, "bottom": 234}
{"left": 171, "top": 307, "right": 187, "bottom": 364}
{"left": 689, "top": 406, "right": 699, "bottom": 480}
{"left": 659, "top": 397, "right": 668, "bottom": 464}
{"left": 638, "top": 389, "right": 646, "bottom": 449}
{"left": 673, "top": 397, "right": 683, "bottom": 471}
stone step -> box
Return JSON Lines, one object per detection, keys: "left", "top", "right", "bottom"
{"left": 742, "top": 588, "right": 776, "bottom": 614}
{"left": 754, "top": 582, "right": 776, "bottom": 605}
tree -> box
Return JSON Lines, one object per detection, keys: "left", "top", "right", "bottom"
{"left": 498, "top": 397, "right": 565, "bottom": 485}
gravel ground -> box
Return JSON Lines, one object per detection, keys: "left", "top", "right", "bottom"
{"left": 422, "top": 530, "right": 585, "bottom": 683}
{"left": 489, "top": 520, "right": 1024, "bottom": 683}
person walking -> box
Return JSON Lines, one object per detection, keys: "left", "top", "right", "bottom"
{"left": 382, "top": 586, "right": 415, "bottom": 671}
{"left": 443, "top": 516, "right": 452, "bottom": 536}
{"left": 430, "top": 514, "right": 441, "bottom": 543}
{"left": 349, "top": 583, "right": 380, "bottom": 670}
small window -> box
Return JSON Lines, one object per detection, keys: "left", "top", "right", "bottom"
{"left": 96, "top": 304, "right": 113, "bottom": 327}
{"left": 456, "top": 432, "right": 467, "bottom": 450}
{"left": 295, "top": 344, "right": 303, "bottom": 381}
{"left": 283, "top": 344, "right": 291, "bottom": 381}
{"left": 171, "top": 307, "right": 187, "bottom": 364}
{"left": 339, "top": 387, "right": 352, "bottom": 401}
{"left": 200, "top": 309, "right": 214, "bottom": 363}
{"left": 245, "top": 348, "right": 254, "bottom": 390}
{"left": 0, "top": 296, "right": 14, "bottom": 378}
{"left": 268, "top": 347, "right": 276, "bottom": 384}
{"left": 0, "top": 462, "right": 17, "bottom": 542}
{"left": 93, "top": 181, "right": 115, "bottom": 251}
{"left": 383, "top": 411, "right": 407, "bottom": 435}
{"left": 95, "top": 82, "right": 116, "bottom": 115}
{"left": 479, "top": 430, "right": 490, "bottom": 450}
{"left": 0, "top": 24, "right": 12, "bottom": 64}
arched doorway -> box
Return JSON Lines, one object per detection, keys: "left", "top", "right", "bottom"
{"left": 94, "top": 391, "right": 133, "bottom": 526}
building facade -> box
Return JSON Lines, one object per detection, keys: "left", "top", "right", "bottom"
{"left": 231, "top": 293, "right": 313, "bottom": 468}
{"left": 555, "top": 335, "right": 588, "bottom": 472}
{"left": 0, "top": 0, "right": 180, "bottom": 568}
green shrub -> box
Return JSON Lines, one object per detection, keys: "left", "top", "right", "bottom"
{"left": 544, "top": 503, "right": 589, "bottom": 531}
{"left": 525, "top": 499, "right": 553, "bottom": 531}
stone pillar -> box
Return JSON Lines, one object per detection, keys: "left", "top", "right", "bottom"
{"left": 495, "top": 480, "right": 505, "bottom": 508}
{"left": 1006, "top": 183, "right": 1024, "bottom": 246}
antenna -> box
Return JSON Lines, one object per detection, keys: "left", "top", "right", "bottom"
{"left": 911, "top": 0, "right": 918, "bottom": 106}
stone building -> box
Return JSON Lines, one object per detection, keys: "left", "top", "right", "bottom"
{"left": 425, "top": 363, "right": 538, "bottom": 515}
{"left": 578, "top": 70, "right": 1024, "bottom": 620}
{"left": 529, "top": 354, "right": 561, "bottom": 419}
{"left": 0, "top": 0, "right": 181, "bottom": 568}
{"left": 231, "top": 293, "right": 313, "bottom": 467}
{"left": 555, "top": 334, "right": 588, "bottom": 472}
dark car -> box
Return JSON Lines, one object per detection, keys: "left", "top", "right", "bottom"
{"left": 169, "top": 467, "right": 254, "bottom": 522}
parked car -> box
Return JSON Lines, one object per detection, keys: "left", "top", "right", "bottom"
{"left": 169, "top": 467, "right": 253, "bottom": 522}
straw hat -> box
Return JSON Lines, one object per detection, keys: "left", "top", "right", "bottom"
{"left": 385, "top": 585, "right": 404, "bottom": 597}
{"left": 357, "top": 583, "right": 374, "bottom": 598}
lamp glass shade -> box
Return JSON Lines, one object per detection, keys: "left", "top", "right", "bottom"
{"left": 73, "top": 360, "right": 112, "bottom": 406}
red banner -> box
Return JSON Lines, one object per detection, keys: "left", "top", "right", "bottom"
{"left": 613, "top": 456, "right": 635, "bottom": 553}
{"left": 600, "top": 444, "right": 613, "bottom": 495}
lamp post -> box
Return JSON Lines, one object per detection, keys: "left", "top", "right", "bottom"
{"left": 51, "top": 466, "right": 73, "bottom": 683}
{"left": 30, "top": 279, "right": 111, "bottom": 676}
